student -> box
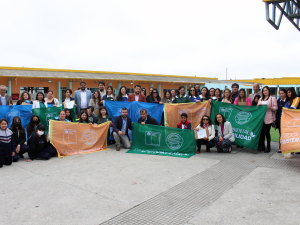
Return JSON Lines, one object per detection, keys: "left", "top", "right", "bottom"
{"left": 214, "top": 113, "right": 235, "bottom": 153}
{"left": 199, "top": 87, "right": 211, "bottom": 102}
{"left": 276, "top": 88, "right": 288, "bottom": 153}
{"left": 141, "top": 88, "right": 146, "bottom": 97}
{"left": 89, "top": 90, "right": 102, "bottom": 115}
{"left": 32, "top": 92, "right": 48, "bottom": 109}
{"left": 113, "top": 107, "right": 133, "bottom": 151}
{"left": 171, "top": 89, "right": 177, "bottom": 102}
{"left": 194, "top": 115, "right": 215, "bottom": 153}
{"left": 149, "top": 88, "right": 163, "bottom": 104}
{"left": 96, "top": 106, "right": 113, "bottom": 125}
{"left": 78, "top": 111, "right": 91, "bottom": 124}
{"left": 45, "top": 90, "right": 59, "bottom": 107}
{"left": 116, "top": 86, "right": 128, "bottom": 101}
{"left": 86, "top": 106, "right": 96, "bottom": 123}
{"left": 188, "top": 87, "right": 201, "bottom": 102}
{"left": 177, "top": 113, "right": 191, "bottom": 129}
{"left": 146, "top": 87, "right": 154, "bottom": 102}
{"left": 27, "top": 115, "right": 40, "bottom": 139}
{"left": 173, "top": 86, "right": 192, "bottom": 103}
{"left": 215, "top": 88, "right": 222, "bottom": 102}
{"left": 26, "top": 124, "right": 57, "bottom": 162}
{"left": 233, "top": 88, "right": 252, "bottom": 106}
{"left": 0, "top": 119, "right": 17, "bottom": 168}
{"left": 53, "top": 110, "right": 71, "bottom": 122}
{"left": 127, "top": 85, "right": 147, "bottom": 102}
{"left": 222, "top": 88, "right": 232, "bottom": 104}
{"left": 138, "top": 109, "right": 159, "bottom": 125}
{"left": 16, "top": 91, "right": 33, "bottom": 105}
{"left": 64, "top": 108, "right": 73, "bottom": 122}
{"left": 162, "top": 90, "right": 172, "bottom": 103}
{"left": 10, "top": 116, "right": 29, "bottom": 159}
{"left": 62, "top": 88, "right": 75, "bottom": 103}
{"left": 209, "top": 88, "right": 217, "bottom": 101}
{"left": 252, "top": 95, "right": 261, "bottom": 106}
{"left": 102, "top": 86, "right": 115, "bottom": 101}
{"left": 285, "top": 87, "right": 300, "bottom": 109}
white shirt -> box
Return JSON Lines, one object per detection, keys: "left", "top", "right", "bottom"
{"left": 80, "top": 90, "right": 87, "bottom": 109}
{"left": 64, "top": 98, "right": 71, "bottom": 102}
{"left": 261, "top": 100, "right": 268, "bottom": 105}
{"left": 135, "top": 95, "right": 139, "bottom": 102}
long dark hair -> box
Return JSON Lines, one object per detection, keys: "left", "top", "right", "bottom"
{"left": 223, "top": 88, "right": 232, "bottom": 102}
{"left": 200, "top": 115, "right": 212, "bottom": 128}
{"left": 36, "top": 92, "right": 45, "bottom": 103}
{"left": 92, "top": 90, "right": 102, "bottom": 106}
{"left": 19, "top": 91, "right": 32, "bottom": 102}
{"left": 27, "top": 115, "right": 40, "bottom": 138}
{"left": 215, "top": 88, "right": 222, "bottom": 98}
{"left": 162, "top": 89, "right": 171, "bottom": 102}
{"left": 98, "top": 106, "right": 109, "bottom": 124}
{"left": 106, "top": 86, "right": 114, "bottom": 96}
{"left": 141, "top": 88, "right": 146, "bottom": 96}
{"left": 10, "top": 116, "right": 24, "bottom": 131}
{"left": 287, "top": 87, "right": 297, "bottom": 106}
{"left": 150, "top": 88, "right": 161, "bottom": 101}
{"left": 188, "top": 86, "right": 197, "bottom": 97}
{"left": 262, "top": 86, "right": 271, "bottom": 101}
{"left": 278, "top": 88, "right": 289, "bottom": 102}
{"left": 201, "top": 87, "right": 210, "bottom": 99}
{"left": 237, "top": 88, "right": 246, "bottom": 102}
{"left": 252, "top": 95, "right": 261, "bottom": 106}
{"left": 64, "top": 108, "right": 73, "bottom": 121}
{"left": 118, "top": 86, "right": 127, "bottom": 101}
{"left": 79, "top": 111, "right": 89, "bottom": 123}
{"left": 215, "top": 113, "right": 226, "bottom": 126}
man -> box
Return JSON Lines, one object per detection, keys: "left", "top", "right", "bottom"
{"left": 195, "top": 84, "right": 201, "bottom": 95}
{"left": 137, "top": 109, "right": 159, "bottom": 125}
{"left": 231, "top": 83, "right": 239, "bottom": 102}
{"left": 127, "top": 85, "right": 147, "bottom": 102}
{"left": 248, "top": 83, "right": 262, "bottom": 100}
{"left": 113, "top": 107, "right": 132, "bottom": 151}
{"left": 0, "top": 85, "right": 12, "bottom": 106}
{"left": 146, "top": 87, "right": 154, "bottom": 102}
{"left": 98, "top": 81, "right": 106, "bottom": 98}
{"left": 74, "top": 81, "right": 92, "bottom": 117}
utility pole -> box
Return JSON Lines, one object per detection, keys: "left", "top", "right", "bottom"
{"left": 226, "top": 68, "right": 227, "bottom": 80}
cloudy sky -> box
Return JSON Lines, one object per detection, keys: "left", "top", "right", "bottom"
{"left": 0, "top": 0, "right": 299, "bottom": 80}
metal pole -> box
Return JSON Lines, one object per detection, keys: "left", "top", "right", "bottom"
{"left": 226, "top": 68, "right": 227, "bottom": 80}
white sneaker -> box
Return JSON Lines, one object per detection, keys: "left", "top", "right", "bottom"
{"left": 284, "top": 153, "right": 295, "bottom": 159}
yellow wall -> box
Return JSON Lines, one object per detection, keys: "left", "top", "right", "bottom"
{"left": 232, "top": 77, "right": 300, "bottom": 85}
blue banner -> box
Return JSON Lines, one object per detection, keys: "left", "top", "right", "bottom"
{"left": 105, "top": 101, "right": 164, "bottom": 124}
{"left": 0, "top": 105, "right": 33, "bottom": 129}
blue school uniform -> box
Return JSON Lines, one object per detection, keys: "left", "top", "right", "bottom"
{"left": 0, "top": 128, "right": 17, "bottom": 167}
{"left": 189, "top": 95, "right": 201, "bottom": 102}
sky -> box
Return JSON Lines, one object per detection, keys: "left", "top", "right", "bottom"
{"left": 0, "top": 0, "right": 299, "bottom": 80}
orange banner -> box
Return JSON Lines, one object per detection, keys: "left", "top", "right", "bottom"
{"left": 280, "top": 108, "right": 300, "bottom": 154}
{"left": 164, "top": 102, "right": 211, "bottom": 129}
{"left": 49, "top": 120, "right": 110, "bottom": 157}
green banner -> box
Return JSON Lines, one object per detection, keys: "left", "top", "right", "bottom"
{"left": 127, "top": 123, "right": 196, "bottom": 158}
{"left": 32, "top": 106, "right": 77, "bottom": 133}
{"left": 210, "top": 101, "right": 267, "bottom": 149}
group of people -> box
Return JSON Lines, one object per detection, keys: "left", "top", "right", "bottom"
{"left": 0, "top": 81, "right": 299, "bottom": 168}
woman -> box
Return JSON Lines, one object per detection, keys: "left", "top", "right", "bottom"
{"left": 0, "top": 119, "right": 17, "bottom": 167}
{"left": 62, "top": 88, "right": 75, "bottom": 103}
{"left": 171, "top": 89, "right": 177, "bottom": 102}
{"left": 16, "top": 91, "right": 33, "bottom": 105}
{"left": 26, "top": 124, "right": 57, "bottom": 162}
{"left": 64, "top": 108, "right": 73, "bottom": 122}
{"left": 215, "top": 88, "right": 222, "bottom": 102}
{"left": 32, "top": 92, "right": 48, "bottom": 109}
{"left": 53, "top": 110, "right": 71, "bottom": 122}
{"left": 257, "top": 86, "right": 278, "bottom": 152}
{"left": 116, "top": 86, "right": 128, "bottom": 101}
{"left": 149, "top": 88, "right": 163, "bottom": 104}
{"left": 285, "top": 87, "right": 300, "bottom": 109}
{"left": 209, "top": 88, "right": 217, "bottom": 101}
{"left": 9, "top": 116, "right": 30, "bottom": 159}
{"left": 233, "top": 88, "right": 252, "bottom": 106}
{"left": 141, "top": 88, "right": 146, "bottom": 97}
{"left": 96, "top": 106, "right": 112, "bottom": 124}
{"left": 222, "top": 88, "right": 232, "bottom": 104}
{"left": 45, "top": 90, "right": 59, "bottom": 107}
{"left": 27, "top": 115, "right": 40, "bottom": 139}
{"left": 173, "top": 86, "right": 192, "bottom": 103}
{"left": 89, "top": 90, "right": 102, "bottom": 114}
{"left": 276, "top": 88, "right": 288, "bottom": 153}
{"left": 188, "top": 87, "right": 201, "bottom": 102}
{"left": 199, "top": 87, "right": 211, "bottom": 102}
{"left": 214, "top": 113, "right": 235, "bottom": 153}
{"left": 146, "top": 87, "right": 154, "bottom": 102}
{"left": 162, "top": 90, "right": 172, "bottom": 103}
{"left": 102, "top": 86, "right": 115, "bottom": 101}
{"left": 78, "top": 111, "right": 90, "bottom": 124}
{"left": 194, "top": 115, "right": 215, "bottom": 154}
{"left": 252, "top": 95, "right": 261, "bottom": 106}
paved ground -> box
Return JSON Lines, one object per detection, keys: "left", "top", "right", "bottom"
{"left": 1, "top": 142, "right": 300, "bottom": 225}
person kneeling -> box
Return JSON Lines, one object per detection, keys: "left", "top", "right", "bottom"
{"left": 26, "top": 124, "right": 57, "bottom": 162}
{"left": 194, "top": 115, "right": 215, "bottom": 154}
{"left": 177, "top": 113, "right": 191, "bottom": 129}
{"left": 113, "top": 108, "right": 132, "bottom": 151}
{"left": 138, "top": 109, "right": 159, "bottom": 126}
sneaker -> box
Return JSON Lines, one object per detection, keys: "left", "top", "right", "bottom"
{"left": 196, "top": 150, "right": 200, "bottom": 154}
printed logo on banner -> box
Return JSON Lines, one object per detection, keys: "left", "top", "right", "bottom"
{"left": 219, "top": 107, "right": 233, "bottom": 121}
{"left": 178, "top": 109, "right": 192, "bottom": 122}
{"left": 235, "top": 111, "right": 252, "bottom": 125}
{"left": 6, "top": 112, "right": 20, "bottom": 122}
{"left": 281, "top": 132, "right": 300, "bottom": 145}
{"left": 45, "top": 113, "right": 56, "bottom": 120}
{"left": 196, "top": 107, "right": 209, "bottom": 121}
{"left": 117, "top": 108, "right": 123, "bottom": 115}
{"left": 166, "top": 133, "right": 184, "bottom": 150}
{"left": 25, "top": 112, "right": 32, "bottom": 120}
{"left": 135, "top": 108, "right": 152, "bottom": 120}
{"left": 145, "top": 131, "right": 161, "bottom": 146}
{"left": 287, "top": 117, "right": 300, "bottom": 127}
{"left": 81, "top": 129, "right": 98, "bottom": 145}
{"left": 63, "top": 129, "right": 77, "bottom": 144}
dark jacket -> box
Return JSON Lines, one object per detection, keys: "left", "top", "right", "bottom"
{"left": 27, "top": 133, "right": 48, "bottom": 160}
{"left": 16, "top": 100, "right": 33, "bottom": 105}
{"left": 62, "top": 97, "right": 75, "bottom": 103}
{"left": 9, "top": 127, "right": 26, "bottom": 146}
{"left": 113, "top": 115, "right": 132, "bottom": 137}
{"left": 138, "top": 115, "right": 159, "bottom": 125}
{"left": 148, "top": 96, "right": 162, "bottom": 104}
{"left": 0, "top": 128, "right": 16, "bottom": 156}
{"left": 102, "top": 95, "right": 115, "bottom": 101}
{"left": 231, "top": 92, "right": 239, "bottom": 102}
{"left": 276, "top": 98, "right": 288, "bottom": 126}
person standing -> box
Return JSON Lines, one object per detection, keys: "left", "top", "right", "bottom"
{"left": 231, "top": 83, "right": 239, "bottom": 103}
{"left": 276, "top": 88, "right": 288, "bottom": 153}
{"left": 215, "top": 88, "right": 222, "bottom": 102}
{"left": 89, "top": 90, "right": 102, "bottom": 115}
{"left": 173, "top": 86, "right": 192, "bottom": 103}
{"left": 171, "top": 89, "right": 177, "bottom": 102}
{"left": 102, "top": 86, "right": 115, "bottom": 101}
{"left": 199, "top": 87, "right": 211, "bottom": 103}
{"left": 148, "top": 88, "right": 163, "bottom": 104}
{"left": 257, "top": 86, "right": 278, "bottom": 152}
{"left": 233, "top": 89, "right": 252, "bottom": 106}
{"left": 222, "top": 88, "right": 233, "bottom": 104}
{"left": 113, "top": 108, "right": 133, "bottom": 151}
{"left": 188, "top": 87, "right": 201, "bottom": 102}
{"left": 248, "top": 83, "right": 262, "bottom": 100}
{"left": 0, "top": 85, "right": 12, "bottom": 106}
{"left": 45, "top": 90, "right": 59, "bottom": 107}
{"left": 16, "top": 91, "right": 32, "bottom": 105}
{"left": 138, "top": 109, "right": 159, "bottom": 125}
{"left": 209, "top": 88, "right": 217, "bottom": 101}
{"left": 127, "top": 85, "right": 147, "bottom": 102}
{"left": 116, "top": 86, "right": 128, "bottom": 101}
{"left": 98, "top": 81, "right": 106, "bottom": 98}
{"left": 252, "top": 95, "right": 261, "bottom": 106}
{"left": 285, "top": 87, "right": 300, "bottom": 109}
{"left": 74, "top": 81, "right": 92, "bottom": 117}
{"left": 195, "top": 84, "right": 201, "bottom": 95}
{"left": 194, "top": 115, "right": 215, "bottom": 153}
{"left": 32, "top": 92, "right": 48, "bottom": 109}
{"left": 146, "top": 87, "right": 154, "bottom": 102}
{"left": 62, "top": 88, "right": 75, "bottom": 103}
{"left": 162, "top": 90, "right": 172, "bottom": 103}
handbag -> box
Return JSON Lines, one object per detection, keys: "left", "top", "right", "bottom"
{"left": 270, "top": 96, "right": 277, "bottom": 129}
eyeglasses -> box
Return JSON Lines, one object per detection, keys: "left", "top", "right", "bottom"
{"left": 203, "top": 118, "right": 209, "bottom": 121}
{"left": 190, "top": 90, "right": 195, "bottom": 92}
{"left": 152, "top": 92, "right": 158, "bottom": 94}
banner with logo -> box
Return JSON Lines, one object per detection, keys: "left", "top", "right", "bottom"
{"left": 127, "top": 123, "right": 196, "bottom": 158}
{"left": 210, "top": 101, "right": 267, "bottom": 149}
{"left": 164, "top": 102, "right": 211, "bottom": 129}
{"left": 280, "top": 108, "right": 300, "bottom": 154}
{"left": 49, "top": 120, "right": 110, "bottom": 157}
{"left": 32, "top": 106, "right": 76, "bottom": 132}
{"left": 105, "top": 101, "right": 164, "bottom": 123}
{"left": 0, "top": 105, "right": 32, "bottom": 129}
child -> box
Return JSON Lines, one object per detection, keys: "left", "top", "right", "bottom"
{"left": 0, "top": 118, "right": 17, "bottom": 168}
{"left": 64, "top": 108, "right": 73, "bottom": 122}
{"left": 87, "top": 106, "right": 96, "bottom": 124}
{"left": 177, "top": 113, "right": 191, "bottom": 130}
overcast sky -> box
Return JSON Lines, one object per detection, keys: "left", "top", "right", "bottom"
{"left": 0, "top": 0, "right": 299, "bottom": 80}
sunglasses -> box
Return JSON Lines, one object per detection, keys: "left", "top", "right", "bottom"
{"left": 190, "top": 90, "right": 195, "bottom": 91}
{"left": 203, "top": 118, "right": 209, "bottom": 121}
{"left": 152, "top": 92, "right": 158, "bottom": 94}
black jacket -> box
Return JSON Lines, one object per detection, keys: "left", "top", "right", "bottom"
{"left": 9, "top": 127, "right": 26, "bottom": 145}
{"left": 27, "top": 133, "right": 49, "bottom": 160}
{"left": 113, "top": 116, "right": 132, "bottom": 137}
{"left": 138, "top": 115, "right": 159, "bottom": 125}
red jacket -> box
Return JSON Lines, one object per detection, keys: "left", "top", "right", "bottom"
{"left": 127, "top": 93, "right": 147, "bottom": 102}
{"left": 177, "top": 121, "right": 191, "bottom": 130}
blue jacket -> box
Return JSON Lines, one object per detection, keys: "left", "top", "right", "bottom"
{"left": 0, "top": 128, "right": 16, "bottom": 157}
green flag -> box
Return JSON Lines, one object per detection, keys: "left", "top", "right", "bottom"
{"left": 210, "top": 101, "right": 268, "bottom": 149}
{"left": 127, "top": 123, "right": 196, "bottom": 158}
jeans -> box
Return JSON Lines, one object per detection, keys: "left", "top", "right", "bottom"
{"left": 113, "top": 132, "right": 131, "bottom": 149}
